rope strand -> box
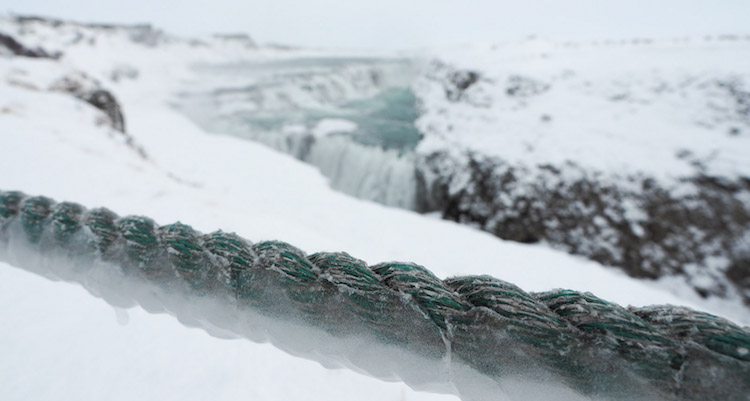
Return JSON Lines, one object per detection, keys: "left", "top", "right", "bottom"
{"left": 1, "top": 190, "right": 748, "bottom": 401}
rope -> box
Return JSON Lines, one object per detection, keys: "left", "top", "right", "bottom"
{"left": 1, "top": 190, "right": 748, "bottom": 401}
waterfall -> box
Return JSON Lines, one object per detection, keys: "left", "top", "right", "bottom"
{"left": 174, "top": 55, "right": 422, "bottom": 209}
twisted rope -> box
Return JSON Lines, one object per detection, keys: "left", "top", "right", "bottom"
{"left": 1, "top": 190, "right": 748, "bottom": 401}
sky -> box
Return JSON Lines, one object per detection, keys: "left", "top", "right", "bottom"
{"left": 3, "top": 0, "right": 750, "bottom": 50}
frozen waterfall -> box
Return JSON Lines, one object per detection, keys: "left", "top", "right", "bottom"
{"left": 174, "top": 56, "right": 422, "bottom": 209}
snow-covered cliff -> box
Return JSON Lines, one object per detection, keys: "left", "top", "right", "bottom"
{"left": 413, "top": 39, "right": 750, "bottom": 306}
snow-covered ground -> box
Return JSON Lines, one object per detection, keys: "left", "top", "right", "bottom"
{"left": 0, "top": 264, "right": 461, "bottom": 401}
{"left": 415, "top": 38, "right": 750, "bottom": 180}
{"left": 0, "top": 15, "right": 748, "bottom": 401}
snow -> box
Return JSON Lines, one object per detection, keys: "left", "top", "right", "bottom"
{"left": 414, "top": 38, "right": 750, "bottom": 182}
{"left": 1, "top": 15, "right": 749, "bottom": 401}
{"left": 0, "top": 263, "right": 457, "bottom": 401}
{"left": 312, "top": 118, "right": 358, "bottom": 138}
{"left": 304, "top": 136, "right": 418, "bottom": 208}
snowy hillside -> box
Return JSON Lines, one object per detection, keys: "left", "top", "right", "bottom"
{"left": 1, "top": 14, "right": 749, "bottom": 401}
{"left": 417, "top": 38, "right": 750, "bottom": 179}
{"left": 413, "top": 38, "right": 750, "bottom": 306}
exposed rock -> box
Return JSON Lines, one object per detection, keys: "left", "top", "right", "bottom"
{"left": 14, "top": 15, "right": 64, "bottom": 26}
{"left": 717, "top": 79, "right": 750, "bottom": 125}
{"left": 451, "top": 70, "right": 479, "bottom": 91}
{"left": 126, "top": 25, "right": 165, "bottom": 47}
{"left": 416, "top": 151, "right": 750, "bottom": 305}
{"left": 505, "top": 75, "right": 550, "bottom": 97}
{"left": 422, "top": 62, "right": 491, "bottom": 107}
{"left": 50, "top": 72, "right": 126, "bottom": 133}
{"left": 445, "top": 70, "right": 479, "bottom": 102}
{"left": 727, "top": 260, "right": 750, "bottom": 302}
{"left": 13, "top": 15, "right": 166, "bottom": 47}
{"left": 49, "top": 72, "right": 146, "bottom": 158}
{"left": 80, "top": 89, "right": 126, "bottom": 132}
{"left": 212, "top": 33, "right": 256, "bottom": 48}
{"left": 109, "top": 64, "right": 139, "bottom": 82}
{"left": 0, "top": 32, "right": 61, "bottom": 59}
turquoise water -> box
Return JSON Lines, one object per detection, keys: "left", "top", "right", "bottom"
{"left": 191, "top": 56, "right": 423, "bottom": 152}
{"left": 177, "top": 57, "right": 423, "bottom": 209}
{"left": 234, "top": 86, "right": 422, "bottom": 151}
{"left": 343, "top": 88, "right": 422, "bottom": 150}
{"left": 200, "top": 56, "right": 399, "bottom": 71}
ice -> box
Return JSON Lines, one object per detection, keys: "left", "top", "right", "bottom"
{"left": 311, "top": 118, "right": 358, "bottom": 138}
{"left": 305, "top": 136, "right": 418, "bottom": 208}
{"left": 173, "top": 55, "right": 422, "bottom": 209}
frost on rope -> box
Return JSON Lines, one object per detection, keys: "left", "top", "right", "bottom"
{"left": 1, "top": 191, "right": 750, "bottom": 401}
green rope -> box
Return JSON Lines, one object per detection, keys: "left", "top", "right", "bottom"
{"left": 19, "top": 196, "right": 54, "bottom": 244}
{"left": 1, "top": 190, "right": 748, "bottom": 401}
{"left": 373, "top": 262, "right": 471, "bottom": 330}
{"left": 82, "top": 207, "right": 119, "bottom": 254}
{"left": 634, "top": 305, "right": 750, "bottom": 362}
{"left": 0, "top": 191, "right": 24, "bottom": 243}
{"left": 159, "top": 222, "right": 210, "bottom": 289}
{"left": 116, "top": 215, "right": 160, "bottom": 273}
{"left": 309, "top": 252, "right": 384, "bottom": 319}
{"left": 537, "top": 290, "right": 684, "bottom": 393}
{"left": 0, "top": 191, "right": 24, "bottom": 222}
{"left": 202, "top": 230, "right": 254, "bottom": 292}
{"left": 49, "top": 202, "right": 85, "bottom": 245}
